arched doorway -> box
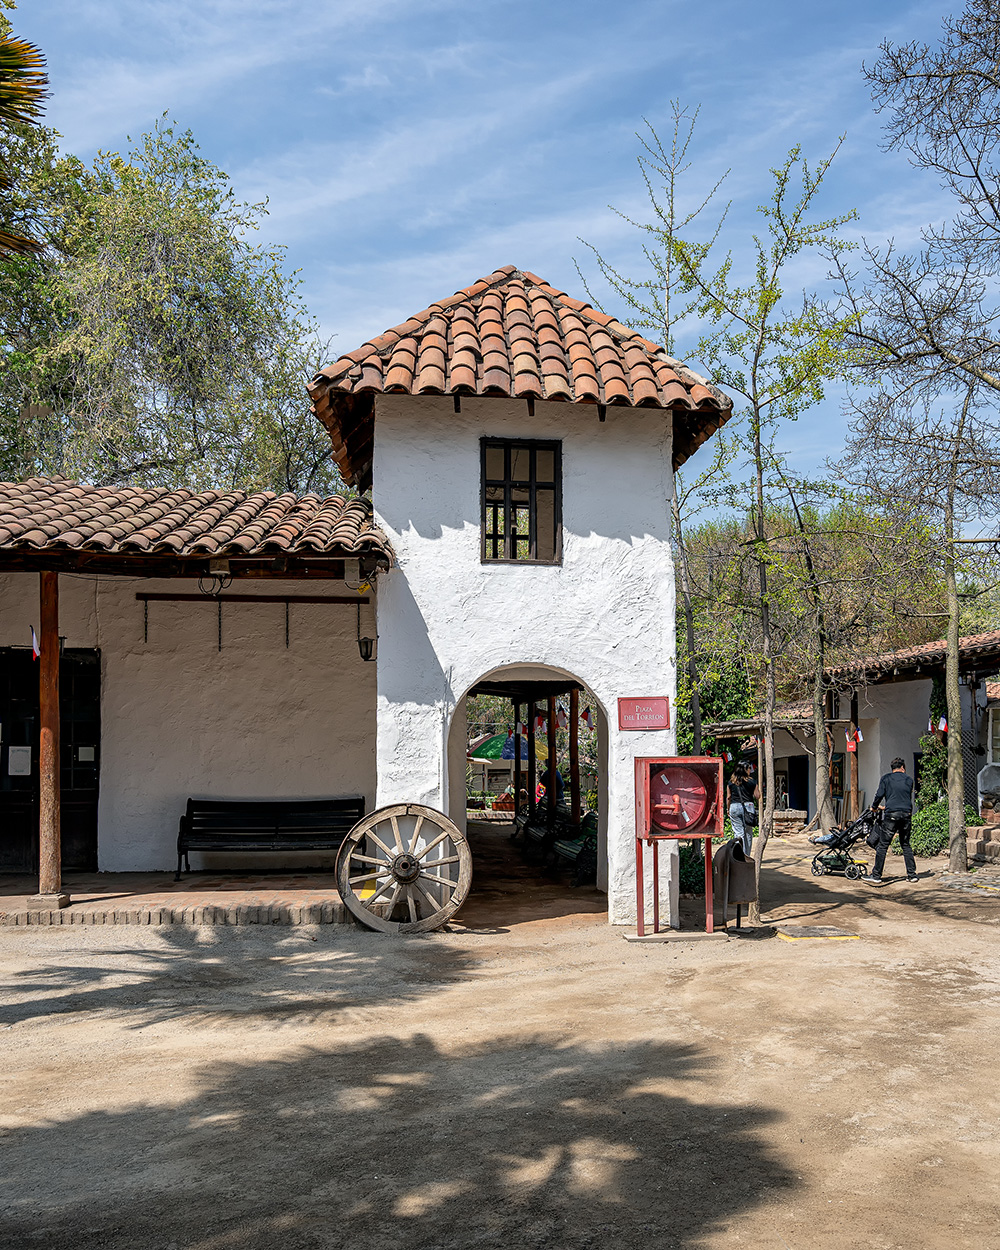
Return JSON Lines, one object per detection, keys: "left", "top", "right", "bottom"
{"left": 445, "top": 663, "right": 609, "bottom": 922}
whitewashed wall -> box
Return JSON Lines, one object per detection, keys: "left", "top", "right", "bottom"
{"left": 371, "top": 394, "right": 679, "bottom": 926}
{"left": 0, "top": 572, "right": 376, "bottom": 870}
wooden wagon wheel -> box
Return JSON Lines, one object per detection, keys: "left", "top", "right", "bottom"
{"left": 336, "top": 804, "right": 473, "bottom": 934}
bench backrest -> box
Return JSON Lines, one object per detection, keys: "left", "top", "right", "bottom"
{"left": 183, "top": 797, "right": 365, "bottom": 836}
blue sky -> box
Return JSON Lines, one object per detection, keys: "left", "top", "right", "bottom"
{"left": 19, "top": 0, "right": 956, "bottom": 476}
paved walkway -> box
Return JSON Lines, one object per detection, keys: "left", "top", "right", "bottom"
{"left": 0, "top": 871, "right": 348, "bottom": 926}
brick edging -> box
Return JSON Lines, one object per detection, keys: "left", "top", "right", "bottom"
{"left": 0, "top": 902, "right": 350, "bottom": 926}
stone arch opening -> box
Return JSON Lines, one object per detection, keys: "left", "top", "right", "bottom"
{"left": 445, "top": 662, "right": 610, "bottom": 908}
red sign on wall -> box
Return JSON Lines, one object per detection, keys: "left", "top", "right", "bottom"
{"left": 618, "top": 696, "right": 671, "bottom": 731}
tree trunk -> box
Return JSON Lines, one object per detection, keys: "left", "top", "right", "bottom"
{"left": 812, "top": 672, "right": 835, "bottom": 833}
{"left": 672, "top": 485, "right": 702, "bottom": 754}
{"left": 945, "top": 391, "right": 970, "bottom": 873}
{"left": 944, "top": 508, "right": 967, "bottom": 872}
{"left": 749, "top": 422, "right": 774, "bottom": 925}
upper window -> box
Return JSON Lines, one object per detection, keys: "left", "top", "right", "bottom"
{"left": 481, "top": 438, "right": 562, "bottom": 564}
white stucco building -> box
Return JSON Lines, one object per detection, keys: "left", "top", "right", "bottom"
{"left": 0, "top": 266, "right": 732, "bottom": 924}
{"left": 707, "top": 631, "right": 1000, "bottom": 822}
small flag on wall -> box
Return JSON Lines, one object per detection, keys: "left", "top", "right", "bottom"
{"left": 939, "top": 716, "right": 948, "bottom": 732}
{"left": 581, "top": 706, "right": 594, "bottom": 730}
{"left": 30, "top": 626, "right": 39, "bottom": 660}
{"left": 556, "top": 705, "right": 568, "bottom": 729}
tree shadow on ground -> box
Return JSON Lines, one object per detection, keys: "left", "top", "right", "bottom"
{"left": 0, "top": 927, "right": 480, "bottom": 1030}
{"left": 0, "top": 1032, "right": 796, "bottom": 1250}
{"left": 756, "top": 850, "right": 1000, "bottom": 927}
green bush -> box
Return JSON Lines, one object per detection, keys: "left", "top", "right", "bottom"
{"left": 890, "top": 801, "right": 979, "bottom": 857}
{"left": 678, "top": 841, "right": 707, "bottom": 894}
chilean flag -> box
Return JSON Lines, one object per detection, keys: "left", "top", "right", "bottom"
{"left": 31, "top": 627, "right": 39, "bottom": 660}
{"left": 556, "top": 705, "right": 568, "bottom": 728}
{"left": 581, "top": 706, "right": 594, "bottom": 730}
{"left": 534, "top": 713, "right": 545, "bottom": 732}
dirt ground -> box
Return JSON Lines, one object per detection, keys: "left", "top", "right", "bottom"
{"left": 2, "top": 827, "right": 999, "bottom": 1250}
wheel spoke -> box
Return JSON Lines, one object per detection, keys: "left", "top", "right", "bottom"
{"left": 418, "top": 870, "right": 457, "bottom": 890}
{"left": 367, "top": 829, "right": 395, "bottom": 858}
{"left": 348, "top": 851, "right": 389, "bottom": 867}
{"left": 407, "top": 815, "right": 425, "bottom": 854}
{"left": 368, "top": 875, "right": 397, "bottom": 905}
{"left": 416, "top": 829, "right": 451, "bottom": 859}
{"left": 406, "top": 886, "right": 419, "bottom": 923}
{"left": 389, "top": 814, "right": 403, "bottom": 851}
{"left": 426, "top": 853, "right": 461, "bottom": 866}
{"left": 349, "top": 868, "right": 389, "bottom": 885}
{"left": 416, "top": 882, "right": 442, "bottom": 915}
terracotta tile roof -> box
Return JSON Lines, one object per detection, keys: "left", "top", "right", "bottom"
{"left": 0, "top": 477, "right": 392, "bottom": 564}
{"left": 826, "top": 630, "right": 1000, "bottom": 681}
{"left": 308, "top": 265, "right": 732, "bottom": 489}
{"left": 705, "top": 632, "right": 1000, "bottom": 735}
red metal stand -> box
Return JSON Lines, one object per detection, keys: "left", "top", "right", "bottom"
{"left": 633, "top": 756, "right": 724, "bottom": 936}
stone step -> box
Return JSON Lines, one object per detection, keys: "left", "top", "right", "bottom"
{"left": 0, "top": 901, "right": 350, "bottom": 926}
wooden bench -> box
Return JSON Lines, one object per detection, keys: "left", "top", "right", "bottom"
{"left": 175, "top": 797, "right": 365, "bottom": 879}
{"left": 521, "top": 804, "right": 575, "bottom": 862}
{"left": 553, "top": 811, "right": 599, "bottom": 886}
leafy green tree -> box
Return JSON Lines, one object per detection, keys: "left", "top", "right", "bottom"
{"left": 2, "top": 119, "right": 342, "bottom": 495}
{"left": 684, "top": 145, "right": 856, "bottom": 912}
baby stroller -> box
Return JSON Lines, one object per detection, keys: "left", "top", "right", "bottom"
{"left": 809, "top": 809, "right": 879, "bottom": 879}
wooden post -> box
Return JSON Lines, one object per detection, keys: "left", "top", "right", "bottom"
{"left": 570, "top": 686, "right": 581, "bottom": 825}
{"left": 29, "top": 571, "right": 68, "bottom": 909}
{"left": 513, "top": 700, "right": 522, "bottom": 821}
{"left": 527, "top": 701, "right": 537, "bottom": 822}
{"left": 849, "top": 690, "right": 860, "bottom": 821}
{"left": 547, "top": 695, "right": 557, "bottom": 827}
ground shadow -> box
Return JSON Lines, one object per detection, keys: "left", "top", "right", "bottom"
{"left": 0, "top": 1032, "right": 796, "bottom": 1250}
{"left": 0, "top": 926, "right": 479, "bottom": 1030}
{"left": 756, "top": 848, "right": 1000, "bottom": 928}
{"left": 455, "top": 822, "right": 606, "bottom": 931}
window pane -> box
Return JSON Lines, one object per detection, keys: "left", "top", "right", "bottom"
{"left": 535, "top": 489, "right": 556, "bottom": 561}
{"left": 485, "top": 445, "right": 505, "bottom": 480}
{"left": 510, "top": 445, "right": 530, "bottom": 483}
{"left": 485, "top": 484, "right": 504, "bottom": 503}
{"left": 535, "top": 449, "right": 555, "bottom": 483}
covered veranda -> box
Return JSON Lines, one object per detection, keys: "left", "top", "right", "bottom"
{"left": 0, "top": 477, "right": 391, "bottom": 910}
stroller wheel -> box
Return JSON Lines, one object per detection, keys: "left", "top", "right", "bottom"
{"left": 844, "top": 864, "right": 862, "bottom": 880}
{"left": 811, "top": 861, "right": 826, "bottom": 876}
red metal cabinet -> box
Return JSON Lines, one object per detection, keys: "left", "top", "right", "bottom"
{"left": 633, "top": 756, "right": 724, "bottom": 935}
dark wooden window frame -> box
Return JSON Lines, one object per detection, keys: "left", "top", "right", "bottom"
{"left": 480, "top": 437, "right": 563, "bottom": 565}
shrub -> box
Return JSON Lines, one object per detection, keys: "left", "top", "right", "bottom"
{"left": 890, "top": 801, "right": 979, "bottom": 857}
{"left": 678, "top": 841, "right": 707, "bottom": 894}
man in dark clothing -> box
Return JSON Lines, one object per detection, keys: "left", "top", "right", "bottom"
{"left": 862, "top": 756, "right": 918, "bottom": 885}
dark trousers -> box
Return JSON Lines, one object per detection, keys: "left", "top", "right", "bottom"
{"left": 874, "top": 811, "right": 916, "bottom": 878}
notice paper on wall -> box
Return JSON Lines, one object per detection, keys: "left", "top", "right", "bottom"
{"left": 8, "top": 745, "right": 31, "bottom": 776}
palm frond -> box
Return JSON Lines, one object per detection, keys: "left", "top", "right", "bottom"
{"left": 0, "top": 36, "right": 49, "bottom": 128}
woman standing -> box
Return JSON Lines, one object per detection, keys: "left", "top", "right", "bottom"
{"left": 728, "top": 762, "right": 759, "bottom": 856}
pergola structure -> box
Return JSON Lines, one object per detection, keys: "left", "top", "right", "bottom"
{"left": 469, "top": 675, "right": 586, "bottom": 831}
{"left": 0, "top": 477, "right": 392, "bottom": 908}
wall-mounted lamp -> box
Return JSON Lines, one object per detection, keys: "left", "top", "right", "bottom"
{"left": 356, "top": 602, "right": 376, "bottom": 662}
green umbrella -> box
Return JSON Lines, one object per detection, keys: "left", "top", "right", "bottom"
{"left": 469, "top": 732, "right": 548, "bottom": 761}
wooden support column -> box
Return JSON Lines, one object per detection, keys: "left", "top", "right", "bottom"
{"left": 849, "top": 690, "right": 860, "bottom": 821}
{"left": 569, "top": 687, "right": 581, "bottom": 825}
{"left": 527, "top": 701, "right": 537, "bottom": 822}
{"left": 513, "top": 700, "right": 522, "bottom": 821}
{"left": 547, "top": 695, "right": 557, "bottom": 827}
{"left": 29, "top": 571, "right": 69, "bottom": 909}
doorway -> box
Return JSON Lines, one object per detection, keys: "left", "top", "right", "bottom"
{"left": 0, "top": 648, "right": 101, "bottom": 872}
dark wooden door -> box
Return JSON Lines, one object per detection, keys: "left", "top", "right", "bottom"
{"left": 0, "top": 648, "right": 100, "bottom": 872}
{"left": 788, "top": 754, "right": 810, "bottom": 815}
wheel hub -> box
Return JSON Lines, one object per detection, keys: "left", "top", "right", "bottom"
{"left": 391, "top": 852, "right": 421, "bottom": 883}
